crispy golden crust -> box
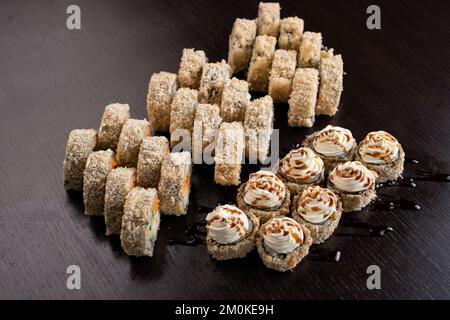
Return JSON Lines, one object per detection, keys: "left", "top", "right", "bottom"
{"left": 116, "top": 119, "right": 150, "bottom": 167}
{"left": 228, "top": 19, "right": 257, "bottom": 74}
{"left": 276, "top": 170, "right": 325, "bottom": 197}
{"left": 220, "top": 78, "right": 250, "bottom": 123}
{"left": 206, "top": 212, "right": 259, "bottom": 260}
{"left": 169, "top": 88, "right": 198, "bottom": 148}
{"left": 97, "top": 103, "right": 130, "bottom": 151}
{"left": 316, "top": 54, "right": 344, "bottom": 116}
{"left": 268, "top": 49, "right": 297, "bottom": 103}
{"left": 278, "top": 17, "right": 304, "bottom": 51}
{"left": 198, "top": 60, "right": 230, "bottom": 106}
{"left": 327, "top": 182, "right": 377, "bottom": 213}
{"left": 236, "top": 182, "right": 290, "bottom": 224}
{"left": 298, "top": 32, "right": 322, "bottom": 68}
{"left": 256, "top": 224, "right": 312, "bottom": 272}
{"left": 136, "top": 136, "right": 170, "bottom": 188}
{"left": 257, "top": 2, "right": 281, "bottom": 37}
{"left": 247, "top": 35, "right": 277, "bottom": 92}
{"left": 192, "top": 104, "right": 222, "bottom": 162}
{"left": 178, "top": 48, "right": 207, "bottom": 89}
{"left": 288, "top": 68, "right": 319, "bottom": 127}
{"left": 355, "top": 143, "right": 405, "bottom": 183}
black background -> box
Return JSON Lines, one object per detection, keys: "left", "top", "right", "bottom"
{"left": 0, "top": 0, "right": 449, "bottom": 299}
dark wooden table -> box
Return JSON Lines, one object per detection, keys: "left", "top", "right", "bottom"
{"left": 1, "top": 0, "right": 449, "bottom": 300}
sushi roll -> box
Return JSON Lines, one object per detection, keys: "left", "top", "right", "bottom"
{"left": 136, "top": 136, "right": 170, "bottom": 188}
{"left": 278, "top": 17, "right": 304, "bottom": 51}
{"left": 302, "top": 125, "right": 357, "bottom": 173}
{"left": 237, "top": 170, "right": 290, "bottom": 223}
{"left": 192, "top": 104, "right": 222, "bottom": 163}
{"left": 83, "top": 149, "right": 117, "bottom": 215}
{"left": 214, "top": 122, "right": 245, "bottom": 186}
{"left": 158, "top": 152, "right": 192, "bottom": 216}
{"left": 355, "top": 131, "right": 405, "bottom": 183}
{"left": 147, "top": 71, "right": 178, "bottom": 133}
{"left": 220, "top": 77, "right": 250, "bottom": 123}
{"left": 292, "top": 186, "right": 342, "bottom": 244}
{"left": 121, "top": 187, "right": 160, "bottom": 257}
{"left": 257, "top": 2, "right": 281, "bottom": 37}
{"left": 169, "top": 88, "right": 198, "bottom": 149}
{"left": 276, "top": 147, "right": 324, "bottom": 197}
{"left": 256, "top": 217, "right": 312, "bottom": 272}
{"left": 316, "top": 53, "right": 344, "bottom": 116}
{"left": 228, "top": 18, "right": 257, "bottom": 75}
{"left": 206, "top": 205, "right": 260, "bottom": 260}
{"left": 244, "top": 95, "right": 274, "bottom": 164}
{"left": 104, "top": 167, "right": 136, "bottom": 235}
{"left": 268, "top": 49, "right": 297, "bottom": 103}
{"left": 298, "top": 32, "right": 322, "bottom": 69}
{"left": 97, "top": 103, "right": 130, "bottom": 150}
{"left": 247, "top": 35, "right": 277, "bottom": 92}
{"left": 63, "top": 129, "right": 97, "bottom": 191}
{"left": 198, "top": 60, "right": 230, "bottom": 106}
{"left": 288, "top": 68, "right": 319, "bottom": 128}
{"left": 116, "top": 119, "right": 150, "bottom": 167}
{"left": 177, "top": 48, "right": 208, "bottom": 89}
{"left": 328, "top": 161, "right": 378, "bottom": 212}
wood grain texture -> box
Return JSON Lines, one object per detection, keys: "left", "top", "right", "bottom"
{"left": 0, "top": 0, "right": 449, "bottom": 299}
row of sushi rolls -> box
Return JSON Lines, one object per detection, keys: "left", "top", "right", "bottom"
{"left": 63, "top": 3, "right": 405, "bottom": 272}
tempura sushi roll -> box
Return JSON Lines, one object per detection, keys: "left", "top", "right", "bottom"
{"left": 316, "top": 54, "right": 344, "bottom": 116}
{"left": 116, "top": 119, "right": 150, "bottom": 167}
{"left": 121, "top": 187, "right": 160, "bottom": 257}
{"left": 177, "top": 48, "right": 208, "bottom": 89}
{"left": 63, "top": 129, "right": 97, "bottom": 191}
{"left": 298, "top": 32, "right": 322, "bottom": 68}
{"left": 276, "top": 147, "right": 324, "bottom": 197}
{"left": 328, "top": 161, "right": 378, "bottom": 212}
{"left": 355, "top": 131, "right": 405, "bottom": 183}
{"left": 83, "top": 149, "right": 117, "bottom": 215}
{"left": 292, "top": 186, "right": 342, "bottom": 244}
{"left": 278, "top": 17, "right": 304, "bottom": 51}
{"left": 220, "top": 77, "right": 250, "bottom": 123}
{"left": 268, "top": 49, "right": 297, "bottom": 103}
{"left": 192, "top": 104, "right": 222, "bottom": 163}
{"left": 237, "top": 170, "right": 290, "bottom": 223}
{"left": 288, "top": 68, "right": 319, "bottom": 128}
{"left": 214, "top": 122, "right": 245, "bottom": 186}
{"left": 244, "top": 95, "right": 274, "bottom": 164}
{"left": 136, "top": 136, "right": 170, "bottom": 188}
{"left": 198, "top": 60, "right": 230, "bottom": 106}
{"left": 146, "top": 71, "right": 178, "bottom": 133}
{"left": 104, "top": 167, "right": 136, "bottom": 235}
{"left": 169, "top": 88, "right": 198, "bottom": 148}
{"left": 228, "top": 18, "right": 257, "bottom": 74}
{"left": 247, "top": 35, "right": 277, "bottom": 92}
{"left": 206, "top": 205, "right": 259, "bottom": 260}
{"left": 302, "top": 125, "right": 357, "bottom": 173}
{"left": 158, "top": 152, "right": 192, "bottom": 216}
{"left": 257, "top": 2, "right": 281, "bottom": 37}
{"left": 97, "top": 103, "right": 130, "bottom": 150}
{"left": 256, "top": 217, "right": 312, "bottom": 272}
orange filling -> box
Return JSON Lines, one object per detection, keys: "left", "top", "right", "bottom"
{"left": 182, "top": 176, "right": 190, "bottom": 198}
{"left": 145, "top": 127, "right": 151, "bottom": 137}
{"left": 152, "top": 198, "right": 159, "bottom": 213}
{"left": 110, "top": 157, "right": 118, "bottom": 170}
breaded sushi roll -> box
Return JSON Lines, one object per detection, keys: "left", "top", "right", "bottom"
{"left": 214, "top": 122, "right": 245, "bottom": 186}
{"left": 169, "top": 88, "right": 198, "bottom": 148}
{"left": 298, "top": 32, "right": 322, "bottom": 69}
{"left": 63, "top": 129, "right": 97, "bottom": 191}
{"left": 247, "top": 35, "right": 277, "bottom": 92}
{"left": 97, "top": 103, "right": 130, "bottom": 150}
{"left": 278, "top": 17, "right": 304, "bottom": 51}
{"left": 121, "top": 187, "right": 160, "bottom": 257}
{"left": 198, "top": 60, "right": 230, "bottom": 106}
{"left": 136, "top": 136, "right": 170, "bottom": 188}
{"left": 206, "top": 205, "right": 259, "bottom": 260}
{"left": 316, "top": 54, "right": 344, "bottom": 116}
{"left": 288, "top": 68, "right": 319, "bottom": 128}
{"left": 244, "top": 95, "right": 274, "bottom": 164}
{"left": 237, "top": 170, "right": 290, "bottom": 223}
{"left": 192, "top": 104, "right": 222, "bottom": 163}
{"left": 257, "top": 2, "right": 281, "bottom": 37}
{"left": 147, "top": 71, "right": 178, "bottom": 133}
{"left": 256, "top": 217, "right": 312, "bottom": 272}
{"left": 220, "top": 78, "right": 250, "bottom": 123}
{"left": 228, "top": 18, "right": 257, "bottom": 74}
{"left": 158, "top": 152, "right": 192, "bottom": 216}
{"left": 104, "top": 167, "right": 136, "bottom": 235}
{"left": 83, "top": 149, "right": 117, "bottom": 215}
{"left": 268, "top": 49, "right": 297, "bottom": 103}
{"left": 292, "top": 186, "right": 342, "bottom": 244}
{"left": 116, "top": 119, "right": 150, "bottom": 167}
{"left": 177, "top": 48, "right": 208, "bottom": 89}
